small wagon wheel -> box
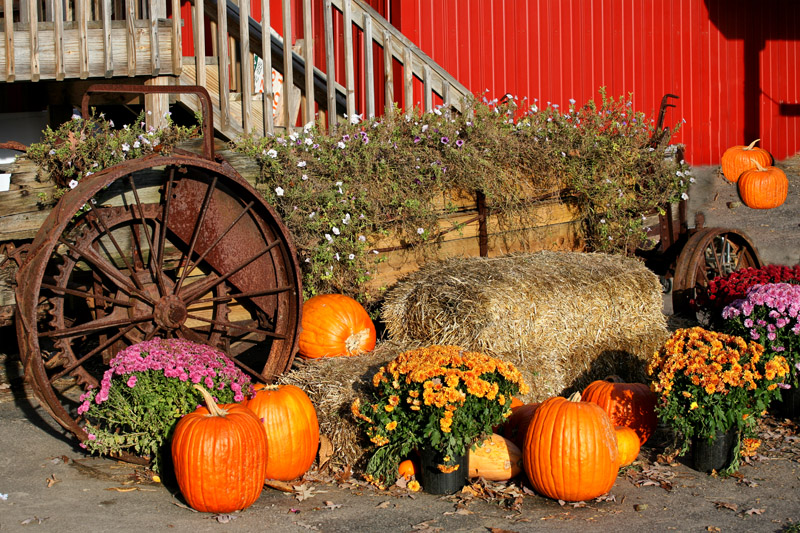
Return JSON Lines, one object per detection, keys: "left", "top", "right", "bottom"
{"left": 14, "top": 151, "right": 303, "bottom": 441}
{"left": 671, "top": 228, "right": 762, "bottom": 321}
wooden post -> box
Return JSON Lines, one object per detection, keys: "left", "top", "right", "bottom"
{"left": 194, "top": 0, "right": 206, "bottom": 88}
{"left": 303, "top": 0, "right": 315, "bottom": 126}
{"left": 323, "top": 0, "right": 336, "bottom": 129}
{"left": 145, "top": 77, "right": 171, "bottom": 130}
{"left": 126, "top": 0, "right": 137, "bottom": 76}
{"left": 403, "top": 46, "right": 413, "bottom": 115}
{"left": 363, "top": 14, "right": 374, "bottom": 119}
{"left": 383, "top": 30, "right": 393, "bottom": 115}
{"left": 261, "top": 0, "right": 274, "bottom": 135}
{"left": 281, "top": 0, "right": 293, "bottom": 132}
{"left": 54, "top": 0, "right": 66, "bottom": 79}
{"left": 171, "top": 0, "right": 182, "bottom": 75}
{"left": 4, "top": 0, "right": 14, "bottom": 82}
{"left": 342, "top": 0, "right": 355, "bottom": 120}
{"left": 28, "top": 0, "right": 39, "bottom": 81}
{"left": 239, "top": 0, "right": 252, "bottom": 134}
{"left": 217, "top": 0, "right": 231, "bottom": 130}
{"left": 423, "top": 64, "right": 431, "bottom": 113}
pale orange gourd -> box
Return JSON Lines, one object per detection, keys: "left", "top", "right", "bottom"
{"left": 298, "top": 294, "right": 376, "bottom": 359}
{"left": 468, "top": 433, "right": 522, "bottom": 481}
{"left": 245, "top": 384, "right": 320, "bottom": 481}
{"left": 615, "top": 426, "right": 641, "bottom": 467}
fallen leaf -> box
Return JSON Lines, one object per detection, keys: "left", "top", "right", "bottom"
{"left": 105, "top": 487, "right": 139, "bottom": 492}
{"left": 706, "top": 527, "right": 720, "bottom": 532}
{"left": 323, "top": 501, "right": 342, "bottom": 510}
{"left": 633, "top": 504, "right": 648, "bottom": 512}
{"left": 376, "top": 501, "right": 392, "bottom": 509}
{"left": 212, "top": 514, "right": 238, "bottom": 523}
{"left": 335, "top": 465, "right": 353, "bottom": 484}
{"left": 489, "top": 528, "right": 520, "bottom": 533}
{"left": 570, "top": 501, "right": 586, "bottom": 508}
{"left": 454, "top": 508, "right": 473, "bottom": 515}
{"left": 744, "top": 508, "right": 765, "bottom": 516}
{"left": 558, "top": 500, "right": 566, "bottom": 506}
{"left": 713, "top": 501, "right": 738, "bottom": 512}
{"left": 395, "top": 476, "right": 409, "bottom": 489}
{"left": 45, "top": 474, "right": 60, "bottom": 488}
{"left": 20, "top": 516, "right": 48, "bottom": 525}
{"left": 265, "top": 479, "right": 295, "bottom": 492}
{"left": 293, "top": 521, "right": 319, "bottom": 531}
{"left": 293, "top": 484, "right": 316, "bottom": 502}
{"left": 317, "top": 435, "right": 333, "bottom": 471}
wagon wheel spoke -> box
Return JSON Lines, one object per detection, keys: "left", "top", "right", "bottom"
{"left": 40, "top": 281, "right": 134, "bottom": 308}
{"left": 156, "top": 168, "right": 176, "bottom": 268}
{"left": 185, "top": 313, "right": 285, "bottom": 339}
{"left": 180, "top": 201, "right": 257, "bottom": 285}
{"left": 87, "top": 203, "right": 148, "bottom": 293}
{"left": 58, "top": 237, "right": 156, "bottom": 306}
{"left": 38, "top": 313, "right": 154, "bottom": 340}
{"left": 192, "top": 285, "right": 294, "bottom": 305}
{"left": 49, "top": 323, "right": 141, "bottom": 382}
{"left": 178, "top": 243, "right": 277, "bottom": 304}
{"left": 175, "top": 176, "right": 218, "bottom": 293}
{"left": 127, "top": 174, "right": 168, "bottom": 297}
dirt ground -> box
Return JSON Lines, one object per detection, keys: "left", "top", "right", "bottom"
{"left": 1, "top": 157, "right": 800, "bottom": 532}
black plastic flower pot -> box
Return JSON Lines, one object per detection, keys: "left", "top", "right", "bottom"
{"left": 776, "top": 386, "right": 800, "bottom": 420}
{"left": 418, "top": 448, "right": 468, "bottom": 495}
{"left": 692, "top": 430, "right": 737, "bottom": 473}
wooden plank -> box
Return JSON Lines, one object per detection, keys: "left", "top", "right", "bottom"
{"left": 77, "top": 0, "right": 89, "bottom": 78}
{"left": 341, "top": 0, "right": 355, "bottom": 120}
{"left": 281, "top": 0, "right": 293, "bottom": 131}
{"left": 363, "top": 13, "right": 374, "bottom": 119}
{"left": 260, "top": 0, "right": 273, "bottom": 135}
{"left": 3, "top": 0, "right": 13, "bottom": 82}
{"left": 194, "top": 0, "right": 206, "bottom": 88}
{"left": 53, "top": 0, "right": 65, "bottom": 80}
{"left": 171, "top": 0, "right": 181, "bottom": 75}
{"left": 442, "top": 81, "right": 451, "bottom": 109}
{"left": 323, "top": 0, "right": 336, "bottom": 129}
{"left": 216, "top": 0, "right": 230, "bottom": 130}
{"left": 101, "top": 0, "right": 112, "bottom": 77}
{"left": 403, "top": 45, "right": 413, "bottom": 114}
{"left": 383, "top": 29, "right": 393, "bottom": 115}
{"left": 126, "top": 0, "right": 137, "bottom": 76}
{"left": 239, "top": 0, "right": 251, "bottom": 133}
{"left": 302, "top": 0, "right": 314, "bottom": 126}
{"left": 145, "top": 76, "right": 170, "bottom": 130}
{"left": 149, "top": 0, "right": 162, "bottom": 75}
{"left": 423, "top": 64, "right": 431, "bottom": 113}
{"left": 28, "top": 0, "right": 40, "bottom": 81}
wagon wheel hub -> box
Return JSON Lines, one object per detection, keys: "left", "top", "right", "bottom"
{"left": 154, "top": 294, "right": 187, "bottom": 330}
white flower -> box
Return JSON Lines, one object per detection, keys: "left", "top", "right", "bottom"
{"left": 372, "top": 250, "right": 379, "bottom": 254}
{"left": 147, "top": 110, "right": 152, "bottom": 115}
{"left": 122, "top": 143, "right": 130, "bottom": 152}
{"left": 109, "top": 120, "right": 114, "bottom": 127}
{"left": 289, "top": 132, "right": 298, "bottom": 141}
{"left": 689, "top": 177, "right": 696, "bottom": 183}
{"left": 297, "top": 161, "right": 306, "bottom": 167}
{"left": 417, "top": 227, "right": 425, "bottom": 235}
{"left": 358, "top": 235, "right": 366, "bottom": 242}
{"left": 304, "top": 257, "right": 311, "bottom": 263}
{"left": 433, "top": 107, "right": 442, "bottom": 115}
{"left": 569, "top": 98, "right": 576, "bottom": 105}
{"left": 302, "top": 174, "right": 309, "bottom": 180}
{"left": 309, "top": 211, "right": 316, "bottom": 218}
{"left": 421, "top": 125, "right": 429, "bottom": 133}
{"left": 608, "top": 236, "right": 613, "bottom": 241}
{"left": 342, "top": 213, "right": 351, "bottom": 224}
{"left": 325, "top": 233, "right": 332, "bottom": 242}
{"left": 68, "top": 179, "right": 79, "bottom": 189}
{"left": 600, "top": 218, "right": 606, "bottom": 224}
{"left": 303, "top": 121, "right": 314, "bottom": 132}
{"left": 681, "top": 192, "right": 689, "bottom": 200}
{"left": 349, "top": 113, "right": 363, "bottom": 124}
{"left": 676, "top": 170, "right": 684, "bottom": 177}
{"left": 267, "top": 149, "right": 278, "bottom": 158}
{"left": 71, "top": 113, "right": 81, "bottom": 120}
{"left": 348, "top": 254, "right": 355, "bottom": 260}
{"left": 275, "top": 187, "right": 284, "bottom": 196}
{"left": 85, "top": 171, "right": 93, "bottom": 177}
{"left": 335, "top": 253, "right": 340, "bottom": 261}
{"left": 304, "top": 138, "right": 313, "bottom": 146}
{"left": 133, "top": 141, "right": 140, "bottom": 149}
{"left": 337, "top": 141, "right": 346, "bottom": 149}
{"left": 164, "top": 111, "right": 172, "bottom": 118}
{"left": 332, "top": 227, "right": 340, "bottom": 235}
{"left": 335, "top": 181, "right": 343, "bottom": 194}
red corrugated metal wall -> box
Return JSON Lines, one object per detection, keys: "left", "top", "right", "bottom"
{"left": 389, "top": 0, "right": 800, "bottom": 165}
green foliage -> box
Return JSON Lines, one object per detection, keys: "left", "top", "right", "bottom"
{"left": 233, "top": 89, "right": 690, "bottom": 308}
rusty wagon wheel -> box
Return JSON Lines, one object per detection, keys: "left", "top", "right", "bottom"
{"left": 671, "top": 227, "right": 762, "bottom": 322}
{"left": 14, "top": 151, "right": 303, "bottom": 442}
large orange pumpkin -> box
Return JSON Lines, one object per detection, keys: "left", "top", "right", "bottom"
{"left": 298, "top": 294, "right": 377, "bottom": 359}
{"left": 615, "top": 426, "right": 641, "bottom": 467}
{"left": 500, "top": 402, "right": 540, "bottom": 449}
{"left": 720, "top": 139, "right": 772, "bottom": 183}
{"left": 582, "top": 377, "right": 658, "bottom": 445}
{"left": 523, "top": 392, "right": 619, "bottom": 502}
{"left": 245, "top": 384, "right": 320, "bottom": 481}
{"left": 737, "top": 162, "right": 789, "bottom": 209}
{"left": 172, "top": 385, "right": 268, "bottom": 513}
{"left": 468, "top": 433, "right": 523, "bottom": 481}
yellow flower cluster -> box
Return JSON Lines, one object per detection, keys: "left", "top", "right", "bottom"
{"left": 648, "top": 327, "right": 789, "bottom": 397}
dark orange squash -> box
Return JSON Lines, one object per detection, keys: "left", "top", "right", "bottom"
{"left": 172, "top": 385, "right": 267, "bottom": 513}
{"left": 298, "top": 294, "right": 377, "bottom": 359}
{"left": 720, "top": 139, "right": 772, "bottom": 183}
{"left": 522, "top": 392, "right": 619, "bottom": 502}
{"left": 245, "top": 384, "right": 320, "bottom": 481}
{"left": 738, "top": 161, "right": 789, "bottom": 209}
{"left": 615, "top": 426, "right": 641, "bottom": 467}
{"left": 500, "top": 402, "right": 540, "bottom": 449}
{"left": 582, "top": 377, "right": 658, "bottom": 445}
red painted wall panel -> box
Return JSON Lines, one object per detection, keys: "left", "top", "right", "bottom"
{"left": 389, "top": 0, "right": 800, "bottom": 165}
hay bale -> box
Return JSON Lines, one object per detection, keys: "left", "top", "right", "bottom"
{"left": 381, "top": 251, "right": 669, "bottom": 401}
{"left": 277, "top": 341, "right": 418, "bottom": 470}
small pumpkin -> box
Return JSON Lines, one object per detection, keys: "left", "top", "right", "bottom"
{"left": 500, "top": 402, "right": 540, "bottom": 449}
{"left": 398, "top": 459, "right": 417, "bottom": 480}
{"left": 468, "top": 433, "right": 523, "bottom": 481}
{"left": 615, "top": 426, "right": 641, "bottom": 467}
{"left": 720, "top": 139, "right": 772, "bottom": 183}
{"left": 172, "top": 384, "right": 267, "bottom": 513}
{"left": 582, "top": 376, "right": 658, "bottom": 445}
{"left": 737, "top": 161, "right": 789, "bottom": 209}
{"left": 245, "top": 384, "right": 320, "bottom": 481}
{"left": 523, "top": 392, "right": 619, "bottom": 502}
{"left": 298, "top": 294, "right": 377, "bottom": 359}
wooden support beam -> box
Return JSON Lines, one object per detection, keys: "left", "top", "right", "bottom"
{"left": 303, "top": 0, "right": 314, "bottom": 126}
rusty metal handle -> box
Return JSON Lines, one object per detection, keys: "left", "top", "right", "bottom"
{"left": 80, "top": 84, "right": 215, "bottom": 160}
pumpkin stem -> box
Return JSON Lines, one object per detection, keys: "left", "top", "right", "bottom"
{"left": 193, "top": 383, "right": 228, "bottom": 417}
{"left": 745, "top": 139, "right": 760, "bottom": 150}
{"left": 567, "top": 392, "right": 582, "bottom": 402}
{"left": 754, "top": 161, "right": 767, "bottom": 172}
{"left": 345, "top": 328, "right": 370, "bottom": 355}
{"left": 603, "top": 375, "right": 624, "bottom": 383}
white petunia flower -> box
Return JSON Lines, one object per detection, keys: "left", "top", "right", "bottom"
{"left": 417, "top": 227, "right": 425, "bottom": 235}
{"left": 267, "top": 149, "right": 278, "bottom": 158}
{"left": 332, "top": 227, "right": 340, "bottom": 235}
{"left": 325, "top": 233, "right": 332, "bottom": 242}
{"left": 275, "top": 187, "right": 284, "bottom": 196}
{"left": 302, "top": 174, "right": 309, "bottom": 180}
{"left": 297, "top": 161, "right": 306, "bottom": 167}
{"left": 342, "top": 213, "right": 351, "bottom": 224}
{"left": 337, "top": 141, "right": 346, "bottom": 149}
{"left": 358, "top": 235, "right": 366, "bottom": 242}
{"left": 69, "top": 179, "right": 79, "bottom": 189}
{"left": 348, "top": 254, "right": 355, "bottom": 260}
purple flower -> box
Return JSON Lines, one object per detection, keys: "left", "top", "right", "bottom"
{"left": 126, "top": 375, "right": 137, "bottom": 388}
{"left": 414, "top": 136, "right": 422, "bottom": 144}
{"left": 455, "top": 139, "right": 465, "bottom": 148}
{"left": 440, "top": 136, "right": 449, "bottom": 144}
